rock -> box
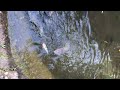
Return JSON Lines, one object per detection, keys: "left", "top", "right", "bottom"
{"left": 7, "top": 71, "right": 18, "bottom": 79}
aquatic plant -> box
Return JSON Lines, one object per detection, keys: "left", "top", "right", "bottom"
{"left": 12, "top": 48, "right": 53, "bottom": 79}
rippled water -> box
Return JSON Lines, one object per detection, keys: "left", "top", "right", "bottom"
{"left": 7, "top": 11, "right": 120, "bottom": 79}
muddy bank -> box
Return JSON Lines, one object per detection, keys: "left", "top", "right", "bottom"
{"left": 0, "top": 11, "right": 19, "bottom": 79}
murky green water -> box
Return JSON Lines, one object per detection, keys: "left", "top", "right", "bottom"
{"left": 7, "top": 11, "right": 120, "bottom": 79}
{"left": 89, "top": 11, "right": 120, "bottom": 78}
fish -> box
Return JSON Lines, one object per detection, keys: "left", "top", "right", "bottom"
{"left": 54, "top": 47, "right": 68, "bottom": 56}
{"left": 54, "top": 42, "right": 70, "bottom": 56}
{"left": 32, "top": 42, "right": 41, "bottom": 45}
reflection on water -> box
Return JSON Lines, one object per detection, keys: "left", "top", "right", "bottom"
{"left": 7, "top": 11, "right": 120, "bottom": 79}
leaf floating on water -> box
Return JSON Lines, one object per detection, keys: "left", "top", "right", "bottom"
{"left": 42, "top": 43, "right": 48, "bottom": 54}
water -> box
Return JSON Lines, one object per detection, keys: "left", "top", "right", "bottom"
{"left": 7, "top": 11, "right": 120, "bottom": 79}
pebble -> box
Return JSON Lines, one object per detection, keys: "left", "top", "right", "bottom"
{"left": 4, "top": 72, "right": 8, "bottom": 75}
{"left": 5, "top": 76, "right": 8, "bottom": 79}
